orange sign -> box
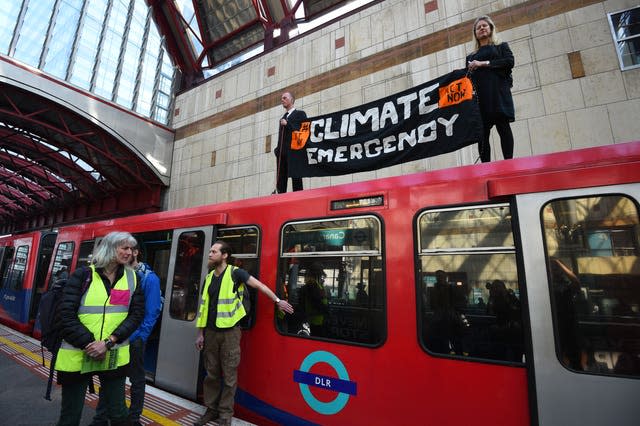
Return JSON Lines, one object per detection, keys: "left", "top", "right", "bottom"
{"left": 291, "top": 121, "right": 311, "bottom": 150}
{"left": 438, "top": 77, "right": 473, "bottom": 108}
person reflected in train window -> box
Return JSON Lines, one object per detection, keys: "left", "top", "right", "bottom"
{"left": 466, "top": 15, "right": 515, "bottom": 162}
{"left": 194, "top": 241, "right": 293, "bottom": 426}
{"left": 476, "top": 296, "right": 486, "bottom": 309}
{"left": 299, "top": 262, "right": 329, "bottom": 337}
{"left": 91, "top": 244, "right": 162, "bottom": 426}
{"left": 550, "top": 257, "right": 589, "bottom": 370}
{"left": 356, "top": 282, "right": 369, "bottom": 306}
{"left": 486, "top": 280, "right": 523, "bottom": 361}
{"left": 425, "top": 270, "right": 468, "bottom": 355}
{"left": 55, "top": 232, "right": 144, "bottom": 426}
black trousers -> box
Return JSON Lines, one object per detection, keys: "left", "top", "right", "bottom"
{"left": 276, "top": 154, "right": 303, "bottom": 193}
{"left": 478, "top": 118, "right": 514, "bottom": 163}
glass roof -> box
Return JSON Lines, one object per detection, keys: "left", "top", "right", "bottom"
{"left": 153, "top": 0, "right": 375, "bottom": 81}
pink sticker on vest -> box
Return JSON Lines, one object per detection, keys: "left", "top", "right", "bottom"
{"left": 109, "top": 289, "right": 130, "bottom": 306}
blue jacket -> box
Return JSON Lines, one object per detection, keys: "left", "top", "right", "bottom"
{"left": 129, "top": 262, "right": 162, "bottom": 343}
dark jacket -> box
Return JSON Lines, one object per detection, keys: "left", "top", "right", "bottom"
{"left": 466, "top": 42, "right": 515, "bottom": 122}
{"left": 56, "top": 264, "right": 144, "bottom": 383}
{"left": 274, "top": 108, "right": 308, "bottom": 158}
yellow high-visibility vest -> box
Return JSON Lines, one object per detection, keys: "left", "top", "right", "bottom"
{"left": 196, "top": 265, "right": 246, "bottom": 328}
{"left": 55, "top": 265, "right": 136, "bottom": 372}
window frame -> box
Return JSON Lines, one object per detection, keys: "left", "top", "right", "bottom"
{"left": 276, "top": 214, "right": 387, "bottom": 347}
{"left": 415, "top": 202, "right": 525, "bottom": 363}
{"left": 607, "top": 6, "right": 640, "bottom": 71}
{"left": 541, "top": 193, "right": 640, "bottom": 377}
{"left": 215, "top": 225, "right": 261, "bottom": 329}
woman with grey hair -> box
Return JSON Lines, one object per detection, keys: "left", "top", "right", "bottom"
{"left": 54, "top": 231, "right": 144, "bottom": 426}
{"left": 92, "top": 231, "right": 138, "bottom": 269}
{"left": 466, "top": 15, "right": 515, "bottom": 163}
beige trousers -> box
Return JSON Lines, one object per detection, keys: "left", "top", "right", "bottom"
{"left": 203, "top": 326, "right": 242, "bottom": 420}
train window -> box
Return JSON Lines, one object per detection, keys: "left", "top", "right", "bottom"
{"left": 77, "top": 240, "right": 95, "bottom": 268}
{"left": 276, "top": 216, "right": 385, "bottom": 346}
{"left": 217, "top": 226, "right": 259, "bottom": 329}
{"left": 131, "top": 231, "right": 173, "bottom": 299}
{"left": 169, "top": 231, "right": 205, "bottom": 321}
{"left": 49, "top": 242, "right": 74, "bottom": 287}
{"left": 0, "top": 246, "right": 13, "bottom": 289}
{"left": 217, "top": 227, "right": 259, "bottom": 256}
{"left": 417, "top": 204, "right": 524, "bottom": 362}
{"left": 2, "top": 245, "right": 30, "bottom": 291}
{"left": 543, "top": 195, "right": 640, "bottom": 376}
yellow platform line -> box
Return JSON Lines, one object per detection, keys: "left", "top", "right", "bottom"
{"left": 0, "top": 334, "right": 180, "bottom": 426}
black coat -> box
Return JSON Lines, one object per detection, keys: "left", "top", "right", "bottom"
{"left": 56, "top": 264, "right": 144, "bottom": 382}
{"left": 274, "top": 108, "right": 308, "bottom": 158}
{"left": 466, "top": 42, "right": 515, "bottom": 122}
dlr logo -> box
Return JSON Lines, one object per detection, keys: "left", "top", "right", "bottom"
{"left": 315, "top": 377, "right": 332, "bottom": 388}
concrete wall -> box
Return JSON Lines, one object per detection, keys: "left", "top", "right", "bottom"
{"left": 169, "top": 0, "right": 640, "bottom": 209}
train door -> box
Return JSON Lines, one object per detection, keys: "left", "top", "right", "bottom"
{"left": 0, "top": 237, "right": 32, "bottom": 331}
{"left": 32, "top": 240, "right": 77, "bottom": 338}
{"left": 130, "top": 231, "right": 172, "bottom": 382}
{"left": 28, "top": 232, "right": 57, "bottom": 323}
{"left": 516, "top": 184, "right": 640, "bottom": 425}
{"left": 155, "top": 227, "right": 213, "bottom": 399}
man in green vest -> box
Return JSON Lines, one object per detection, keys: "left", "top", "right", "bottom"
{"left": 193, "top": 240, "right": 294, "bottom": 426}
{"left": 55, "top": 231, "right": 144, "bottom": 426}
{"left": 301, "top": 262, "right": 328, "bottom": 337}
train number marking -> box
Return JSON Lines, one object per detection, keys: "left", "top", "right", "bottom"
{"left": 294, "top": 350, "right": 356, "bottom": 415}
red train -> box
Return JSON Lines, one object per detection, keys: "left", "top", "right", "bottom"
{"left": 2, "top": 142, "right": 640, "bottom": 425}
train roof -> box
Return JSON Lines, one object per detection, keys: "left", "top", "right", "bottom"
{"left": 53, "top": 140, "right": 640, "bottom": 236}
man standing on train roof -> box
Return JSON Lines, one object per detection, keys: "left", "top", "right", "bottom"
{"left": 90, "top": 244, "right": 163, "bottom": 426}
{"left": 274, "top": 91, "right": 306, "bottom": 193}
{"left": 193, "top": 240, "right": 294, "bottom": 426}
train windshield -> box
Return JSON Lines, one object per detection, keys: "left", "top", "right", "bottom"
{"left": 276, "top": 216, "right": 385, "bottom": 346}
{"left": 543, "top": 194, "right": 640, "bottom": 377}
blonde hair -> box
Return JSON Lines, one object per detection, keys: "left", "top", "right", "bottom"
{"left": 472, "top": 15, "right": 500, "bottom": 51}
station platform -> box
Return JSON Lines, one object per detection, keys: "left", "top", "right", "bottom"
{"left": 0, "top": 324, "right": 254, "bottom": 426}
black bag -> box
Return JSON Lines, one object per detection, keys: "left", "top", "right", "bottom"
{"left": 37, "top": 266, "right": 91, "bottom": 400}
{"left": 38, "top": 279, "right": 66, "bottom": 353}
{"left": 231, "top": 267, "right": 253, "bottom": 327}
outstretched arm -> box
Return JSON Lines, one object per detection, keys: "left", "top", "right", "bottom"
{"left": 246, "top": 275, "right": 294, "bottom": 314}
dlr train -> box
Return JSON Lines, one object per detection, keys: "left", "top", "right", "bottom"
{"left": 1, "top": 142, "right": 640, "bottom": 426}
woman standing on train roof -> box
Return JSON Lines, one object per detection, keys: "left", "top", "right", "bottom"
{"left": 466, "top": 15, "right": 515, "bottom": 163}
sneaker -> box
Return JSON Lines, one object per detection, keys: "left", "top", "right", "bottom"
{"left": 193, "top": 409, "right": 218, "bottom": 426}
{"left": 216, "top": 418, "right": 232, "bottom": 426}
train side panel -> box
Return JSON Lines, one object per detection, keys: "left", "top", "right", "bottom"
{"left": 0, "top": 233, "right": 40, "bottom": 333}
{"left": 222, "top": 178, "right": 529, "bottom": 425}
{"left": 2, "top": 142, "right": 639, "bottom": 425}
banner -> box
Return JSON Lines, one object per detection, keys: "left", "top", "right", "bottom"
{"left": 288, "top": 69, "right": 482, "bottom": 178}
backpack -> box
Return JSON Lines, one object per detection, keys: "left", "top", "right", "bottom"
{"left": 38, "top": 266, "right": 91, "bottom": 400}
{"left": 231, "top": 267, "right": 253, "bottom": 328}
